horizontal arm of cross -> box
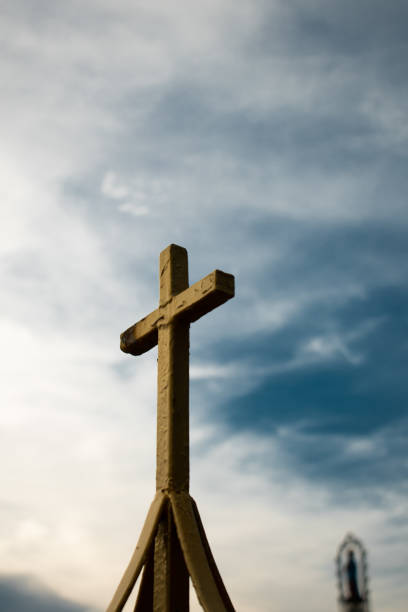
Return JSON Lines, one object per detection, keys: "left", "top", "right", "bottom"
{"left": 120, "top": 308, "right": 161, "bottom": 356}
{"left": 120, "top": 270, "right": 234, "bottom": 356}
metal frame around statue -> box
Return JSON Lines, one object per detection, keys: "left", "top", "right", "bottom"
{"left": 107, "top": 244, "right": 236, "bottom": 612}
{"left": 336, "top": 533, "right": 370, "bottom": 612}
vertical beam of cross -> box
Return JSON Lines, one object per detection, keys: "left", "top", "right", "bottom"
{"left": 154, "top": 245, "right": 190, "bottom": 609}
{"left": 157, "top": 245, "right": 190, "bottom": 493}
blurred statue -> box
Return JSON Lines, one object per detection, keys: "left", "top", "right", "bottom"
{"left": 345, "top": 549, "right": 361, "bottom": 602}
{"left": 336, "top": 533, "right": 370, "bottom": 611}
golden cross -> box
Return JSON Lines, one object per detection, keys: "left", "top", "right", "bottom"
{"left": 108, "top": 244, "right": 236, "bottom": 612}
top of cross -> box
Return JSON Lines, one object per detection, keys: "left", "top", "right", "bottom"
{"left": 120, "top": 244, "right": 234, "bottom": 357}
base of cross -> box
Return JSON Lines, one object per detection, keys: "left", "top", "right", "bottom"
{"left": 107, "top": 491, "right": 235, "bottom": 611}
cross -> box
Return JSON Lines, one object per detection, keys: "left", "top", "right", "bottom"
{"left": 108, "top": 244, "right": 235, "bottom": 612}
{"left": 120, "top": 243, "right": 234, "bottom": 493}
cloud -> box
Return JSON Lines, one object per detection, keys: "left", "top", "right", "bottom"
{"left": 101, "top": 171, "right": 150, "bottom": 216}
{"left": 118, "top": 202, "right": 149, "bottom": 216}
{"left": 0, "top": 574, "right": 98, "bottom": 612}
{"left": 101, "top": 172, "right": 129, "bottom": 200}
{"left": 1, "top": 1, "right": 407, "bottom": 611}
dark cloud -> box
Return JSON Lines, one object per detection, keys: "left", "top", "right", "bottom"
{"left": 202, "top": 282, "right": 408, "bottom": 495}
{"left": 190, "top": 214, "right": 408, "bottom": 496}
{"left": 0, "top": 575, "right": 98, "bottom": 612}
{"left": 257, "top": 0, "right": 408, "bottom": 58}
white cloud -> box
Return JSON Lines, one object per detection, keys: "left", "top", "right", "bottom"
{"left": 345, "top": 438, "right": 377, "bottom": 458}
{"left": 101, "top": 172, "right": 129, "bottom": 200}
{"left": 301, "top": 334, "right": 363, "bottom": 365}
{"left": 190, "top": 362, "right": 239, "bottom": 380}
{"left": 118, "top": 203, "right": 149, "bottom": 216}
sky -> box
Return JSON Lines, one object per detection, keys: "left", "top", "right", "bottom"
{"left": 1, "top": 1, "right": 407, "bottom": 611}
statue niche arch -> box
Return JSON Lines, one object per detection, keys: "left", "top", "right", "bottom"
{"left": 336, "top": 533, "right": 370, "bottom": 612}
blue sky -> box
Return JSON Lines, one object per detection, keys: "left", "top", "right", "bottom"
{"left": 1, "top": 1, "right": 407, "bottom": 611}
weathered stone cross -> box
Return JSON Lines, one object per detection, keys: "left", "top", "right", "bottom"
{"left": 107, "top": 244, "right": 235, "bottom": 612}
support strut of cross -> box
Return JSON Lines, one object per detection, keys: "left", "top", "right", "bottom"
{"left": 107, "top": 244, "right": 235, "bottom": 612}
